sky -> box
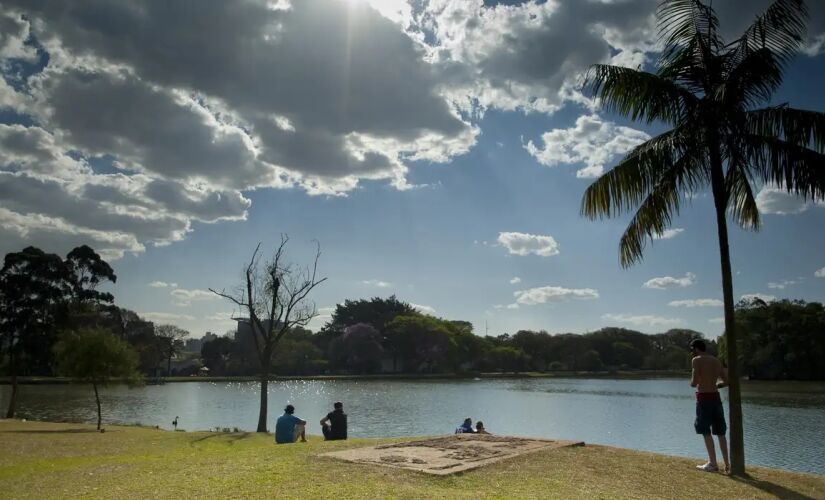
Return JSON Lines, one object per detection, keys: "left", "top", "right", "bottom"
{"left": 1, "top": 0, "right": 824, "bottom": 339}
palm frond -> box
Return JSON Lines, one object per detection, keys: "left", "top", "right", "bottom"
{"left": 658, "top": 0, "right": 720, "bottom": 51}
{"left": 617, "top": 152, "right": 703, "bottom": 267}
{"left": 746, "top": 106, "right": 825, "bottom": 152}
{"left": 741, "top": 134, "right": 825, "bottom": 201}
{"left": 729, "top": 0, "right": 807, "bottom": 68}
{"left": 718, "top": 48, "right": 783, "bottom": 109}
{"left": 581, "top": 125, "right": 708, "bottom": 220}
{"left": 584, "top": 65, "right": 697, "bottom": 125}
{"left": 725, "top": 164, "right": 761, "bottom": 230}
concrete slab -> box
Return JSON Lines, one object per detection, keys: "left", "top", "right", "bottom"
{"left": 320, "top": 434, "right": 584, "bottom": 476}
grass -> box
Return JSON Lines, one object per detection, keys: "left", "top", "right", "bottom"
{"left": 1, "top": 420, "right": 823, "bottom": 499}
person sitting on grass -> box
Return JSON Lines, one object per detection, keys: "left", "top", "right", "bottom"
{"left": 275, "top": 404, "right": 307, "bottom": 444}
{"left": 320, "top": 401, "right": 347, "bottom": 441}
{"left": 455, "top": 417, "right": 475, "bottom": 434}
{"left": 475, "top": 421, "right": 490, "bottom": 434}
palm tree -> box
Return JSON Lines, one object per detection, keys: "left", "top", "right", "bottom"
{"left": 581, "top": 0, "right": 825, "bottom": 476}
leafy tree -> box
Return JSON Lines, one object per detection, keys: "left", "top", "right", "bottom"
{"left": 329, "top": 323, "right": 384, "bottom": 373}
{"left": 65, "top": 245, "right": 117, "bottom": 305}
{"left": 580, "top": 0, "right": 824, "bottom": 475}
{"left": 722, "top": 299, "right": 825, "bottom": 380}
{"left": 385, "top": 314, "right": 453, "bottom": 372}
{"left": 201, "top": 336, "right": 234, "bottom": 375}
{"left": 154, "top": 324, "right": 188, "bottom": 376}
{"left": 322, "top": 295, "right": 416, "bottom": 335}
{"left": 0, "top": 247, "right": 72, "bottom": 418}
{"left": 53, "top": 328, "right": 141, "bottom": 430}
{"left": 210, "top": 236, "right": 326, "bottom": 432}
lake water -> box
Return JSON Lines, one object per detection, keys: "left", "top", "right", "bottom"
{"left": 3, "top": 378, "right": 824, "bottom": 474}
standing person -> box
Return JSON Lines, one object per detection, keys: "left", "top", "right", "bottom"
{"left": 690, "top": 339, "right": 730, "bottom": 473}
{"left": 320, "top": 401, "right": 347, "bottom": 441}
{"left": 275, "top": 404, "right": 307, "bottom": 444}
{"left": 455, "top": 417, "right": 475, "bottom": 434}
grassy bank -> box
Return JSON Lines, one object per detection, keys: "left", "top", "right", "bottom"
{"left": 0, "top": 370, "right": 689, "bottom": 385}
{"left": 1, "top": 420, "right": 822, "bottom": 499}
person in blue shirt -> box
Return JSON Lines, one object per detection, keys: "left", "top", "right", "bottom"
{"left": 275, "top": 404, "right": 307, "bottom": 444}
{"left": 455, "top": 417, "right": 475, "bottom": 434}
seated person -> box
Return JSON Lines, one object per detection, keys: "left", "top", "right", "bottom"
{"left": 475, "top": 421, "right": 490, "bottom": 434}
{"left": 455, "top": 417, "right": 475, "bottom": 434}
{"left": 320, "top": 401, "right": 347, "bottom": 441}
{"left": 275, "top": 404, "right": 306, "bottom": 444}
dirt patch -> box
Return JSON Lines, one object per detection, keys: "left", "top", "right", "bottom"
{"left": 321, "top": 434, "right": 584, "bottom": 476}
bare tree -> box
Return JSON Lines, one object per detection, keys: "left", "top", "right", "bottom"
{"left": 210, "top": 235, "right": 326, "bottom": 432}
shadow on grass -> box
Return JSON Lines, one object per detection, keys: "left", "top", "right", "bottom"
{"left": 731, "top": 474, "right": 817, "bottom": 500}
{"left": 190, "top": 432, "right": 255, "bottom": 445}
{"left": 0, "top": 429, "right": 102, "bottom": 434}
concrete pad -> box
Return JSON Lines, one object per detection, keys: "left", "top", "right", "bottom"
{"left": 320, "top": 434, "right": 584, "bottom": 476}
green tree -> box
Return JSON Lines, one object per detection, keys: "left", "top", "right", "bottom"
{"left": 65, "top": 245, "right": 117, "bottom": 305}
{"left": 53, "top": 328, "right": 141, "bottom": 430}
{"left": 1, "top": 247, "right": 72, "bottom": 418}
{"left": 580, "top": 0, "right": 825, "bottom": 475}
{"left": 154, "top": 324, "right": 188, "bottom": 376}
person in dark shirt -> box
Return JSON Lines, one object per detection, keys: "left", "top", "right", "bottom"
{"left": 320, "top": 401, "right": 347, "bottom": 440}
{"left": 455, "top": 417, "right": 475, "bottom": 434}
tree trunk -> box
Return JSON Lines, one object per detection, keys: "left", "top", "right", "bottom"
{"left": 709, "top": 146, "right": 746, "bottom": 476}
{"left": 93, "top": 381, "right": 102, "bottom": 431}
{"left": 167, "top": 356, "right": 172, "bottom": 377}
{"left": 5, "top": 349, "right": 18, "bottom": 419}
{"left": 256, "top": 371, "right": 269, "bottom": 433}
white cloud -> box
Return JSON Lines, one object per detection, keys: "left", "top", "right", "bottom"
{"left": 141, "top": 312, "right": 196, "bottom": 323}
{"left": 652, "top": 228, "right": 685, "bottom": 240}
{"left": 602, "top": 313, "right": 682, "bottom": 327}
{"left": 708, "top": 317, "right": 725, "bottom": 324}
{"left": 815, "top": 267, "right": 825, "bottom": 278}
{"left": 668, "top": 299, "right": 723, "bottom": 308}
{"left": 643, "top": 273, "right": 696, "bottom": 290}
{"left": 740, "top": 293, "right": 777, "bottom": 303}
{"left": 149, "top": 281, "right": 178, "bottom": 288}
{"left": 767, "top": 279, "right": 798, "bottom": 290}
{"left": 497, "top": 232, "right": 560, "bottom": 257}
{"left": 513, "top": 286, "right": 599, "bottom": 306}
{"left": 411, "top": 303, "right": 436, "bottom": 315}
{"left": 361, "top": 279, "right": 393, "bottom": 288}
{"left": 509, "top": 276, "right": 522, "bottom": 284}
{"left": 756, "top": 186, "right": 825, "bottom": 215}
{"left": 171, "top": 288, "right": 219, "bottom": 307}
{"left": 524, "top": 114, "right": 649, "bottom": 178}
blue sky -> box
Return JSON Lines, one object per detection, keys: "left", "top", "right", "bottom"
{"left": 2, "top": 0, "right": 824, "bottom": 338}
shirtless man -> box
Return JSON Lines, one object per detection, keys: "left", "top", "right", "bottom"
{"left": 690, "top": 338, "right": 730, "bottom": 473}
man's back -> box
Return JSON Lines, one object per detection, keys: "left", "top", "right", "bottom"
{"left": 326, "top": 409, "right": 347, "bottom": 439}
{"left": 692, "top": 354, "right": 725, "bottom": 393}
{"left": 275, "top": 413, "right": 299, "bottom": 443}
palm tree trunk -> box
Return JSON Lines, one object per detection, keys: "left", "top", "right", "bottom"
{"left": 709, "top": 147, "right": 746, "bottom": 476}
{"left": 93, "top": 381, "right": 102, "bottom": 431}
{"left": 5, "top": 349, "right": 18, "bottom": 418}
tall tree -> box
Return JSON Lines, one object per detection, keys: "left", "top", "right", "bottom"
{"left": 210, "top": 236, "right": 326, "bottom": 432}
{"left": 154, "top": 324, "right": 188, "bottom": 376}
{"left": 53, "top": 328, "right": 141, "bottom": 430}
{"left": 0, "top": 247, "right": 71, "bottom": 418}
{"left": 580, "top": 0, "right": 825, "bottom": 475}
{"left": 65, "top": 245, "right": 117, "bottom": 305}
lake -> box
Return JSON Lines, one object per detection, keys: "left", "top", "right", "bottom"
{"left": 3, "top": 378, "right": 824, "bottom": 474}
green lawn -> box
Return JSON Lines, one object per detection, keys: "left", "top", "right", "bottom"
{"left": 1, "top": 420, "right": 822, "bottom": 499}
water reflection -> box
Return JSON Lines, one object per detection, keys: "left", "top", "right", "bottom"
{"left": 2, "top": 378, "right": 823, "bottom": 474}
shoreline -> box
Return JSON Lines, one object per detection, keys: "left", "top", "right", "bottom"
{"left": 1, "top": 370, "right": 691, "bottom": 385}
